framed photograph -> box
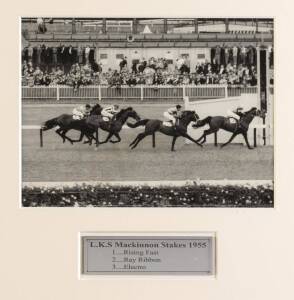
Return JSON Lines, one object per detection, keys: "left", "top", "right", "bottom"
{"left": 21, "top": 17, "right": 273, "bottom": 207}
{"left": 1, "top": 0, "right": 294, "bottom": 299}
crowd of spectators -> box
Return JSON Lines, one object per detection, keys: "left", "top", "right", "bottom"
{"left": 22, "top": 44, "right": 269, "bottom": 88}
{"left": 22, "top": 60, "right": 258, "bottom": 88}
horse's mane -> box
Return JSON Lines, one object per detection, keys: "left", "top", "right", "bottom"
{"left": 244, "top": 107, "right": 257, "bottom": 115}
{"left": 181, "top": 110, "right": 195, "bottom": 117}
{"left": 90, "top": 104, "right": 102, "bottom": 115}
{"left": 91, "top": 103, "right": 101, "bottom": 110}
{"left": 116, "top": 107, "right": 133, "bottom": 119}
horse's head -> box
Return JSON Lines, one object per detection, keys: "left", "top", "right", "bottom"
{"left": 180, "top": 110, "right": 200, "bottom": 126}
{"left": 116, "top": 107, "right": 141, "bottom": 123}
{"left": 257, "top": 108, "right": 266, "bottom": 118}
{"left": 181, "top": 110, "right": 200, "bottom": 122}
{"left": 90, "top": 103, "right": 102, "bottom": 116}
{"left": 126, "top": 107, "right": 141, "bottom": 121}
{"left": 246, "top": 107, "right": 266, "bottom": 118}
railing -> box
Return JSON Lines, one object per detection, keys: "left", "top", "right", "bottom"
{"left": 22, "top": 85, "right": 259, "bottom": 101}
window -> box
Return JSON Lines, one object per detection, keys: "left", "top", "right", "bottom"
{"left": 116, "top": 54, "right": 124, "bottom": 59}
{"left": 197, "top": 54, "right": 205, "bottom": 59}
{"left": 100, "top": 54, "right": 108, "bottom": 59}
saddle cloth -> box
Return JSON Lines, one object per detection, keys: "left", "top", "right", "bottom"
{"left": 73, "top": 115, "right": 83, "bottom": 120}
{"left": 227, "top": 117, "right": 238, "bottom": 124}
{"left": 163, "top": 121, "right": 173, "bottom": 127}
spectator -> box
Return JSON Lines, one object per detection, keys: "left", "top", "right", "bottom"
{"left": 119, "top": 56, "right": 128, "bottom": 72}
{"left": 37, "top": 18, "right": 47, "bottom": 33}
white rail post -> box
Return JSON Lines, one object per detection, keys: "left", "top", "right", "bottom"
{"left": 56, "top": 85, "right": 60, "bottom": 101}
{"left": 183, "top": 85, "right": 186, "bottom": 100}
{"left": 141, "top": 85, "right": 144, "bottom": 101}
{"left": 98, "top": 85, "right": 102, "bottom": 101}
{"left": 183, "top": 96, "right": 189, "bottom": 109}
{"left": 224, "top": 84, "right": 228, "bottom": 99}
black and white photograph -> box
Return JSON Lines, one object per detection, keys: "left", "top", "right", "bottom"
{"left": 21, "top": 17, "right": 274, "bottom": 207}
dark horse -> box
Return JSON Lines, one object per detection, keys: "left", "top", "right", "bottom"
{"left": 41, "top": 104, "right": 102, "bottom": 144}
{"left": 85, "top": 107, "right": 141, "bottom": 145}
{"left": 193, "top": 107, "right": 264, "bottom": 149}
{"left": 127, "top": 110, "right": 202, "bottom": 151}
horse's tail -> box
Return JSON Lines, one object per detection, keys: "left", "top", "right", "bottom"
{"left": 41, "top": 117, "right": 59, "bottom": 131}
{"left": 127, "top": 119, "right": 149, "bottom": 128}
{"left": 194, "top": 116, "right": 212, "bottom": 128}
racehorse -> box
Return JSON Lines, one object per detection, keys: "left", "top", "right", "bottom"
{"left": 193, "top": 107, "right": 264, "bottom": 149}
{"left": 85, "top": 107, "right": 141, "bottom": 145}
{"left": 127, "top": 110, "right": 202, "bottom": 151}
{"left": 41, "top": 104, "right": 102, "bottom": 144}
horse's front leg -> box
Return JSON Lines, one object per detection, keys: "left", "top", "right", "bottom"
{"left": 171, "top": 136, "right": 178, "bottom": 151}
{"left": 55, "top": 128, "right": 66, "bottom": 143}
{"left": 110, "top": 132, "right": 121, "bottom": 143}
{"left": 71, "top": 132, "right": 85, "bottom": 143}
{"left": 180, "top": 132, "right": 203, "bottom": 147}
{"left": 152, "top": 133, "right": 156, "bottom": 148}
{"left": 83, "top": 132, "right": 94, "bottom": 145}
{"left": 99, "top": 132, "right": 114, "bottom": 144}
{"left": 60, "top": 130, "right": 74, "bottom": 145}
{"left": 242, "top": 131, "right": 254, "bottom": 149}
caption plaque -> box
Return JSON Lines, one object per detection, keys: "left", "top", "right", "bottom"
{"left": 81, "top": 235, "right": 215, "bottom": 275}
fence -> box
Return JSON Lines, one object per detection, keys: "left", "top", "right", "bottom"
{"left": 22, "top": 85, "right": 263, "bottom": 101}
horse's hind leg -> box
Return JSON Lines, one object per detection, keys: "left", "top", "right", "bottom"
{"left": 129, "top": 134, "right": 140, "bottom": 147}
{"left": 198, "top": 128, "right": 218, "bottom": 145}
{"left": 221, "top": 132, "right": 239, "bottom": 148}
{"left": 196, "top": 133, "right": 205, "bottom": 143}
{"left": 131, "top": 132, "right": 149, "bottom": 149}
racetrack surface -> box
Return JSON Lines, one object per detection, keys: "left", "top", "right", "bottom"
{"left": 22, "top": 104, "right": 274, "bottom": 182}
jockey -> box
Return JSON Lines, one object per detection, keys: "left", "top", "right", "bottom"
{"left": 72, "top": 104, "right": 92, "bottom": 120}
{"left": 163, "top": 104, "right": 182, "bottom": 127}
{"left": 101, "top": 104, "right": 120, "bottom": 122}
{"left": 227, "top": 106, "right": 244, "bottom": 122}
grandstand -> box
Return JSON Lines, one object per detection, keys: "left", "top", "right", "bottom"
{"left": 22, "top": 18, "right": 273, "bottom": 75}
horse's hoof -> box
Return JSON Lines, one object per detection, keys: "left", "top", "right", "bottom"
{"left": 248, "top": 147, "right": 254, "bottom": 150}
